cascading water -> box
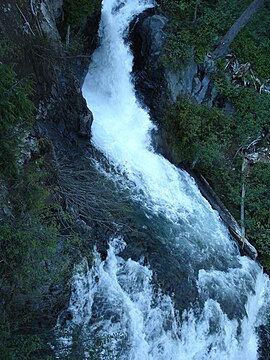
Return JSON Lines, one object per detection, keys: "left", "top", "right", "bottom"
{"left": 56, "top": 0, "right": 270, "bottom": 358}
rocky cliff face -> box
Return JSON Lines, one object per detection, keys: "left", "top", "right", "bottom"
{"left": 131, "top": 10, "right": 218, "bottom": 122}
{"left": 1, "top": 0, "right": 100, "bottom": 141}
{"left": 0, "top": 0, "right": 101, "bottom": 352}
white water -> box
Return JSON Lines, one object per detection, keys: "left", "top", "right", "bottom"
{"left": 57, "top": 239, "right": 269, "bottom": 359}
{"left": 58, "top": 0, "right": 270, "bottom": 358}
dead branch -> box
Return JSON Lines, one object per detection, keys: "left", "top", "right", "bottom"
{"left": 16, "top": 4, "right": 36, "bottom": 36}
{"left": 225, "top": 54, "right": 270, "bottom": 94}
{"left": 55, "top": 156, "right": 134, "bottom": 232}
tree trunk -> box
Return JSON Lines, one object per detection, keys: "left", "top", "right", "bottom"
{"left": 66, "top": 24, "right": 71, "bottom": 46}
{"left": 212, "top": 0, "right": 265, "bottom": 59}
{"left": 241, "top": 158, "right": 248, "bottom": 249}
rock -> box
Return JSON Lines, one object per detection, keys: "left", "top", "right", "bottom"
{"left": 193, "top": 73, "right": 210, "bottom": 103}
{"left": 131, "top": 12, "right": 169, "bottom": 121}
{"left": 78, "top": 111, "right": 93, "bottom": 138}
{"left": 50, "top": 0, "right": 63, "bottom": 22}
{"left": 40, "top": 0, "right": 62, "bottom": 46}
{"left": 139, "top": 15, "right": 168, "bottom": 57}
{"left": 131, "top": 13, "right": 258, "bottom": 262}
{"left": 166, "top": 65, "right": 217, "bottom": 105}
{"left": 166, "top": 61, "right": 198, "bottom": 102}
{"left": 131, "top": 12, "right": 218, "bottom": 123}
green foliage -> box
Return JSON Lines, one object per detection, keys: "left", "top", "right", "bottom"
{"left": 0, "top": 320, "right": 49, "bottom": 360}
{"left": 232, "top": 90, "right": 270, "bottom": 145}
{"left": 0, "top": 146, "right": 85, "bottom": 358}
{"left": 231, "top": 4, "right": 270, "bottom": 79}
{"left": 214, "top": 68, "right": 270, "bottom": 145}
{"left": 0, "top": 62, "right": 34, "bottom": 177}
{"left": 162, "top": 96, "right": 231, "bottom": 168}
{"left": 208, "top": 68, "right": 270, "bottom": 268}
{"left": 245, "top": 164, "right": 270, "bottom": 266}
{"left": 163, "top": 30, "right": 194, "bottom": 68}
{"left": 161, "top": 0, "right": 252, "bottom": 68}
{"left": 162, "top": 77, "right": 270, "bottom": 269}
{"left": 63, "top": 0, "right": 101, "bottom": 26}
{"left": 0, "top": 217, "right": 58, "bottom": 288}
{"left": 0, "top": 184, "right": 84, "bottom": 359}
{"left": 11, "top": 160, "right": 50, "bottom": 216}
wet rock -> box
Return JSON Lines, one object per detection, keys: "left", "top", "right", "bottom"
{"left": 138, "top": 15, "right": 168, "bottom": 57}
{"left": 78, "top": 111, "right": 93, "bottom": 138}
{"left": 131, "top": 11, "right": 169, "bottom": 120}
{"left": 51, "top": 0, "right": 63, "bottom": 22}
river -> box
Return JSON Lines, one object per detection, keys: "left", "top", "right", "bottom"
{"left": 56, "top": 1, "right": 270, "bottom": 359}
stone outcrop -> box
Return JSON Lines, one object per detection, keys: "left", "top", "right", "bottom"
{"left": 131, "top": 11, "right": 169, "bottom": 120}
{"left": 131, "top": 11, "right": 218, "bottom": 125}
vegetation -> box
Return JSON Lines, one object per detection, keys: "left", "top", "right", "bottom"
{"left": 231, "top": 2, "right": 270, "bottom": 79}
{"left": 160, "top": 0, "right": 253, "bottom": 67}
{"left": 0, "top": 45, "right": 85, "bottom": 357}
{"left": 63, "top": 0, "right": 101, "bottom": 27}
{"left": 0, "top": 157, "right": 86, "bottom": 357}
{"left": 0, "top": 0, "right": 269, "bottom": 355}
{"left": 160, "top": 96, "right": 232, "bottom": 168}
{"left": 162, "top": 66, "right": 270, "bottom": 269}
{"left": 157, "top": 0, "right": 270, "bottom": 268}
{"left": 0, "top": 60, "right": 34, "bottom": 177}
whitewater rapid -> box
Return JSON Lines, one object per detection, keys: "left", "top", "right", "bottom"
{"left": 56, "top": 0, "right": 270, "bottom": 358}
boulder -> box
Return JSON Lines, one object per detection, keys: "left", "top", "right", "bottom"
{"left": 131, "top": 13, "right": 218, "bottom": 122}
{"left": 131, "top": 12, "right": 169, "bottom": 120}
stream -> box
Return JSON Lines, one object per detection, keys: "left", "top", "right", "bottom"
{"left": 55, "top": 1, "right": 270, "bottom": 358}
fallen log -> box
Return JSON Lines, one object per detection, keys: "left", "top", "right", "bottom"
{"left": 229, "top": 226, "right": 257, "bottom": 259}
{"left": 186, "top": 168, "right": 258, "bottom": 259}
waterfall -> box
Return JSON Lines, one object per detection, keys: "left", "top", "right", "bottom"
{"left": 56, "top": 239, "right": 269, "bottom": 359}
{"left": 56, "top": 0, "right": 270, "bottom": 358}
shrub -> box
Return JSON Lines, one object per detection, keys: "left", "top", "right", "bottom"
{"left": 161, "top": 0, "right": 252, "bottom": 68}
{"left": 63, "top": 0, "right": 101, "bottom": 27}
{"left": 0, "top": 62, "right": 34, "bottom": 177}
{"left": 162, "top": 96, "right": 231, "bottom": 168}
{"left": 231, "top": 4, "right": 270, "bottom": 79}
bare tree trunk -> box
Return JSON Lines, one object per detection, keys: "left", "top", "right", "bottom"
{"left": 193, "top": 0, "right": 200, "bottom": 22}
{"left": 212, "top": 0, "right": 265, "bottom": 59}
{"left": 241, "top": 158, "right": 248, "bottom": 249}
{"left": 66, "top": 24, "right": 71, "bottom": 46}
